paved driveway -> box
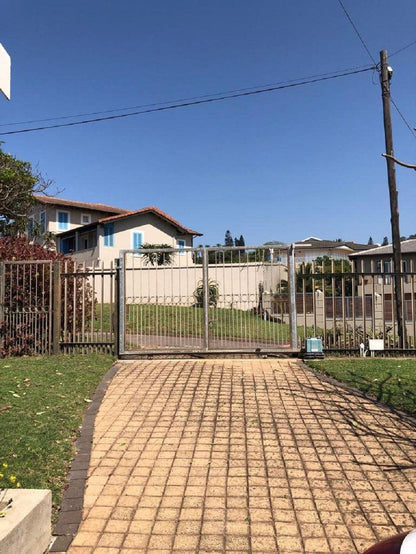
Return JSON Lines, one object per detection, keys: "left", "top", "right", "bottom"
{"left": 65, "top": 359, "right": 416, "bottom": 553}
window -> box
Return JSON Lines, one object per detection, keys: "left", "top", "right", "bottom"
{"left": 103, "top": 223, "right": 114, "bottom": 247}
{"left": 132, "top": 231, "right": 143, "bottom": 250}
{"left": 40, "top": 211, "right": 46, "bottom": 234}
{"left": 177, "top": 239, "right": 185, "bottom": 254}
{"left": 28, "top": 216, "right": 35, "bottom": 238}
{"left": 384, "top": 260, "right": 392, "bottom": 285}
{"left": 60, "top": 236, "right": 75, "bottom": 254}
{"left": 57, "top": 210, "right": 69, "bottom": 231}
{"left": 81, "top": 213, "right": 91, "bottom": 225}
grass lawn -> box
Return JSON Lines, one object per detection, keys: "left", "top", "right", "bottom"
{"left": 306, "top": 358, "right": 416, "bottom": 417}
{"left": 0, "top": 354, "right": 115, "bottom": 520}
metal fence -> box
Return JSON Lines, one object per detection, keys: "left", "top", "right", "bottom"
{"left": 0, "top": 260, "right": 116, "bottom": 356}
{"left": 118, "top": 246, "right": 297, "bottom": 356}
{"left": 1, "top": 253, "right": 416, "bottom": 357}
{"left": 294, "top": 259, "right": 416, "bottom": 351}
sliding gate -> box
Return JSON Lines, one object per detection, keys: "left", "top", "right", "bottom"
{"left": 118, "top": 246, "right": 297, "bottom": 356}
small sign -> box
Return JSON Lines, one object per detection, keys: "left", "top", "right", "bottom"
{"left": 0, "top": 43, "right": 11, "bottom": 100}
{"left": 369, "top": 339, "right": 384, "bottom": 351}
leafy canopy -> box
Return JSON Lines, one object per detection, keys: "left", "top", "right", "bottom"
{"left": 0, "top": 144, "right": 50, "bottom": 235}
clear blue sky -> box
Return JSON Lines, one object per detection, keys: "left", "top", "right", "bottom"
{"left": 1, "top": 0, "right": 415, "bottom": 246}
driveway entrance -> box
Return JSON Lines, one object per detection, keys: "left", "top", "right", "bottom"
{"left": 64, "top": 359, "right": 416, "bottom": 553}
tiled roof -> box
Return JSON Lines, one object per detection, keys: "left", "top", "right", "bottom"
{"left": 34, "top": 195, "right": 129, "bottom": 214}
{"left": 350, "top": 239, "right": 416, "bottom": 257}
{"left": 296, "top": 237, "right": 375, "bottom": 252}
{"left": 97, "top": 206, "right": 202, "bottom": 236}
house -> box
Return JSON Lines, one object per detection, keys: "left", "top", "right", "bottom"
{"left": 56, "top": 205, "right": 203, "bottom": 266}
{"left": 350, "top": 240, "right": 416, "bottom": 325}
{"left": 29, "top": 195, "right": 129, "bottom": 236}
{"left": 292, "top": 237, "right": 375, "bottom": 264}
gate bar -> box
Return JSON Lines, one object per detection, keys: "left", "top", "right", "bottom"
{"left": 288, "top": 244, "right": 298, "bottom": 349}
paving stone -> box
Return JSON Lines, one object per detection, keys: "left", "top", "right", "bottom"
{"left": 66, "top": 359, "right": 416, "bottom": 553}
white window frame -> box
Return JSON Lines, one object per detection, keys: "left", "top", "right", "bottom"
{"left": 57, "top": 210, "right": 70, "bottom": 231}
{"left": 81, "top": 213, "right": 91, "bottom": 225}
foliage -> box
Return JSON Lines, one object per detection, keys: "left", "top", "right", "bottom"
{"left": 296, "top": 256, "right": 352, "bottom": 296}
{"left": 382, "top": 236, "right": 389, "bottom": 246}
{"left": 139, "top": 243, "right": 174, "bottom": 266}
{"left": 0, "top": 354, "right": 114, "bottom": 520}
{"left": 0, "top": 145, "right": 51, "bottom": 236}
{"left": 224, "top": 230, "right": 233, "bottom": 247}
{"left": 306, "top": 358, "right": 416, "bottom": 417}
{"left": 193, "top": 279, "right": 220, "bottom": 308}
{"left": 0, "top": 237, "right": 94, "bottom": 357}
{"left": 367, "top": 236, "right": 374, "bottom": 245}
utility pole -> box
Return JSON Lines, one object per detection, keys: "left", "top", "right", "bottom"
{"left": 380, "top": 49, "right": 404, "bottom": 348}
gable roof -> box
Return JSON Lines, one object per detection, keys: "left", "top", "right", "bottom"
{"left": 98, "top": 206, "right": 202, "bottom": 236}
{"left": 350, "top": 239, "right": 416, "bottom": 257}
{"left": 34, "top": 195, "right": 129, "bottom": 215}
{"left": 296, "top": 237, "right": 375, "bottom": 252}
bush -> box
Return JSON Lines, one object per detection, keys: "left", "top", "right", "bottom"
{"left": 193, "top": 279, "right": 219, "bottom": 308}
{"left": 0, "top": 237, "right": 93, "bottom": 357}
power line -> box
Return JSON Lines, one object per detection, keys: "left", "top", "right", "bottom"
{"left": 337, "top": 0, "right": 378, "bottom": 66}
{"left": 0, "top": 64, "right": 373, "bottom": 129}
{"left": 390, "top": 96, "right": 416, "bottom": 139}
{"left": 0, "top": 66, "right": 374, "bottom": 136}
{"left": 389, "top": 39, "right": 416, "bottom": 58}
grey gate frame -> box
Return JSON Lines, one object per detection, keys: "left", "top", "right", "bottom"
{"left": 118, "top": 245, "right": 298, "bottom": 357}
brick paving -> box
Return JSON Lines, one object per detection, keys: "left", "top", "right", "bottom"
{"left": 63, "top": 359, "right": 416, "bottom": 553}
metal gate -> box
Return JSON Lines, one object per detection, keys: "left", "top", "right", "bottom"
{"left": 118, "top": 245, "right": 297, "bottom": 356}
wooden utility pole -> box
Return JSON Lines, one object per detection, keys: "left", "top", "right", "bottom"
{"left": 380, "top": 49, "right": 404, "bottom": 348}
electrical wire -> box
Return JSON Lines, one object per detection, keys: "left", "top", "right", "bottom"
{"left": 390, "top": 96, "right": 416, "bottom": 139}
{"left": 0, "top": 64, "right": 373, "bottom": 129}
{"left": 389, "top": 39, "right": 416, "bottom": 58}
{"left": 337, "top": 0, "right": 378, "bottom": 66}
{"left": 0, "top": 66, "right": 375, "bottom": 136}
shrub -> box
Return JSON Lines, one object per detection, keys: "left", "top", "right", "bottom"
{"left": 0, "top": 237, "right": 93, "bottom": 357}
{"left": 193, "top": 279, "right": 220, "bottom": 308}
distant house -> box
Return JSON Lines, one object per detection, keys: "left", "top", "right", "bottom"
{"left": 56, "top": 205, "right": 202, "bottom": 266}
{"left": 350, "top": 239, "right": 416, "bottom": 288}
{"left": 29, "top": 195, "right": 129, "bottom": 236}
{"left": 292, "top": 237, "right": 375, "bottom": 264}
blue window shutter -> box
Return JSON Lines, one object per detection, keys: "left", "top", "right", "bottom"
{"left": 133, "top": 231, "right": 143, "bottom": 250}
{"left": 58, "top": 211, "right": 69, "bottom": 230}
{"left": 103, "top": 223, "right": 114, "bottom": 247}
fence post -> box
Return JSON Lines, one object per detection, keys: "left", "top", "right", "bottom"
{"left": 288, "top": 245, "right": 298, "bottom": 349}
{"left": 0, "top": 262, "right": 4, "bottom": 323}
{"left": 52, "top": 260, "right": 61, "bottom": 355}
{"left": 114, "top": 258, "right": 120, "bottom": 357}
{"left": 203, "top": 247, "right": 210, "bottom": 351}
{"left": 118, "top": 255, "right": 125, "bottom": 357}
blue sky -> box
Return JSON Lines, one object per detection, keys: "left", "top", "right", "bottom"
{"left": 1, "top": 0, "right": 415, "bottom": 246}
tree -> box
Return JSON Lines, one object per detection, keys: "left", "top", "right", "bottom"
{"left": 224, "top": 230, "right": 234, "bottom": 247}
{"left": 368, "top": 236, "right": 374, "bottom": 245}
{"left": 0, "top": 144, "right": 51, "bottom": 235}
{"left": 382, "top": 236, "right": 389, "bottom": 246}
{"left": 296, "top": 256, "right": 352, "bottom": 296}
{"left": 140, "top": 243, "right": 174, "bottom": 266}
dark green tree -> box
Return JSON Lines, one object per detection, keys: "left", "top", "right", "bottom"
{"left": 0, "top": 145, "right": 51, "bottom": 235}
{"left": 296, "top": 256, "right": 352, "bottom": 296}
{"left": 382, "top": 236, "right": 389, "bottom": 246}
{"left": 368, "top": 236, "right": 374, "bottom": 245}
{"left": 224, "top": 230, "right": 234, "bottom": 247}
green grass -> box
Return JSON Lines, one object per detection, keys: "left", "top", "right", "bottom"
{"left": 0, "top": 354, "right": 115, "bottom": 520}
{"left": 122, "top": 304, "right": 314, "bottom": 342}
{"left": 306, "top": 358, "right": 416, "bottom": 417}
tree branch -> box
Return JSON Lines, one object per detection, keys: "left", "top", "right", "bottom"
{"left": 382, "top": 153, "right": 416, "bottom": 170}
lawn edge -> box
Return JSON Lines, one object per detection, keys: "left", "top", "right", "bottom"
{"left": 302, "top": 359, "right": 416, "bottom": 427}
{"left": 49, "top": 361, "right": 119, "bottom": 553}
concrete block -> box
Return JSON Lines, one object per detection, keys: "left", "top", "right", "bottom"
{"left": 0, "top": 489, "right": 51, "bottom": 554}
